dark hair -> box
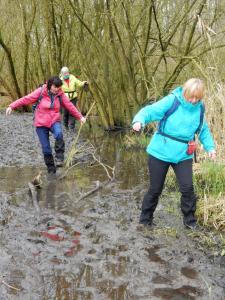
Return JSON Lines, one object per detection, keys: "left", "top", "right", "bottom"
{"left": 47, "top": 76, "right": 62, "bottom": 90}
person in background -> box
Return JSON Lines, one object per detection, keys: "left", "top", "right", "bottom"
{"left": 6, "top": 76, "right": 86, "bottom": 174}
{"left": 132, "top": 78, "right": 216, "bottom": 230}
{"left": 60, "top": 66, "right": 88, "bottom": 131}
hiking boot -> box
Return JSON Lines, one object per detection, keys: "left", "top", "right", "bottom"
{"left": 137, "top": 220, "right": 155, "bottom": 231}
{"left": 184, "top": 221, "right": 200, "bottom": 231}
{"left": 44, "top": 154, "right": 56, "bottom": 174}
{"left": 55, "top": 139, "right": 65, "bottom": 164}
{"left": 139, "top": 213, "right": 153, "bottom": 226}
{"left": 55, "top": 157, "right": 64, "bottom": 167}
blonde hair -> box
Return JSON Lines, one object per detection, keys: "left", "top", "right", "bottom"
{"left": 183, "top": 78, "right": 205, "bottom": 100}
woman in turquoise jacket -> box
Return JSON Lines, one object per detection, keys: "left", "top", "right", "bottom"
{"left": 132, "top": 78, "right": 216, "bottom": 230}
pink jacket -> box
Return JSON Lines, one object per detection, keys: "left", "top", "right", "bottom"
{"left": 10, "top": 85, "right": 83, "bottom": 128}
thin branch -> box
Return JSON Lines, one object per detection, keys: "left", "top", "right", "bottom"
{"left": 76, "top": 180, "right": 103, "bottom": 201}
{"left": 91, "top": 153, "right": 115, "bottom": 181}
{"left": 65, "top": 101, "right": 96, "bottom": 168}
{"left": 1, "top": 279, "right": 21, "bottom": 292}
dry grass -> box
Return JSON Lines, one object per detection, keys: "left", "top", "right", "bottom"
{"left": 165, "top": 160, "right": 225, "bottom": 231}
{"left": 197, "top": 194, "right": 225, "bottom": 231}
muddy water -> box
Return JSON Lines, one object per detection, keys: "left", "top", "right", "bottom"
{"left": 0, "top": 113, "right": 225, "bottom": 300}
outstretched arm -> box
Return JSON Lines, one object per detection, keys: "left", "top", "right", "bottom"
{"left": 199, "top": 120, "right": 216, "bottom": 159}
{"left": 132, "top": 94, "right": 175, "bottom": 131}
{"left": 61, "top": 93, "right": 86, "bottom": 123}
{"left": 6, "top": 87, "right": 42, "bottom": 114}
{"left": 74, "top": 76, "right": 88, "bottom": 89}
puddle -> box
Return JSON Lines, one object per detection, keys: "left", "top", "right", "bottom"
{"left": 0, "top": 131, "right": 148, "bottom": 215}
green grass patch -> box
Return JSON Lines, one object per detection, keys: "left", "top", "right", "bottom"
{"left": 194, "top": 161, "right": 225, "bottom": 197}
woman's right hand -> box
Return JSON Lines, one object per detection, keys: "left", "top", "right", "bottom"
{"left": 132, "top": 122, "right": 142, "bottom": 132}
{"left": 208, "top": 150, "right": 216, "bottom": 160}
{"left": 6, "top": 107, "right": 12, "bottom": 115}
{"left": 80, "top": 116, "right": 86, "bottom": 124}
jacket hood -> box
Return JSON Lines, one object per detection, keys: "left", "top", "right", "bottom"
{"left": 171, "top": 86, "right": 202, "bottom": 110}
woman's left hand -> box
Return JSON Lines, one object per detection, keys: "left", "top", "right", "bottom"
{"left": 80, "top": 117, "right": 86, "bottom": 124}
{"left": 208, "top": 150, "right": 216, "bottom": 160}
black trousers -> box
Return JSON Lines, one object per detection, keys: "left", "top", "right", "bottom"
{"left": 63, "top": 98, "right": 78, "bottom": 129}
{"left": 140, "top": 155, "right": 197, "bottom": 225}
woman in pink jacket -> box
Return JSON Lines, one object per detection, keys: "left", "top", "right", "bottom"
{"left": 6, "top": 76, "right": 86, "bottom": 174}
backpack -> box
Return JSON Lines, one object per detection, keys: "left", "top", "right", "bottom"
{"left": 157, "top": 96, "right": 205, "bottom": 144}
{"left": 32, "top": 85, "right": 62, "bottom": 113}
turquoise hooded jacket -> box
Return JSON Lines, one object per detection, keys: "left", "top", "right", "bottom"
{"left": 132, "top": 87, "right": 215, "bottom": 163}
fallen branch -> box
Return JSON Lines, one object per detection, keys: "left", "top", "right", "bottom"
{"left": 76, "top": 177, "right": 116, "bottom": 201}
{"left": 91, "top": 152, "right": 115, "bottom": 181}
{"left": 77, "top": 180, "right": 103, "bottom": 201}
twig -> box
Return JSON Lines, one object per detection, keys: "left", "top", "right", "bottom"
{"left": 59, "top": 143, "right": 94, "bottom": 180}
{"left": 91, "top": 153, "right": 115, "bottom": 181}
{"left": 1, "top": 279, "right": 21, "bottom": 292}
{"left": 58, "top": 162, "right": 81, "bottom": 180}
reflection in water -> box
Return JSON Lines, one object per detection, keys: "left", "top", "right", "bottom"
{"left": 52, "top": 265, "right": 94, "bottom": 300}
{"left": 51, "top": 267, "right": 129, "bottom": 300}
{"left": 83, "top": 129, "right": 148, "bottom": 189}
{"left": 0, "top": 165, "right": 44, "bottom": 205}
{"left": 97, "top": 280, "right": 130, "bottom": 300}
{"left": 0, "top": 165, "right": 41, "bottom": 194}
{"left": 105, "top": 256, "right": 130, "bottom": 277}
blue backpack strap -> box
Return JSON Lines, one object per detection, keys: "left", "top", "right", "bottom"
{"left": 158, "top": 96, "right": 180, "bottom": 133}
{"left": 195, "top": 103, "right": 205, "bottom": 135}
{"left": 32, "top": 86, "right": 44, "bottom": 113}
{"left": 37, "top": 85, "right": 44, "bottom": 103}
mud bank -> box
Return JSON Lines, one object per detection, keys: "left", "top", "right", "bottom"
{"left": 0, "top": 113, "right": 224, "bottom": 300}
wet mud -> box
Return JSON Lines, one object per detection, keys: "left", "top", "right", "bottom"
{"left": 0, "top": 113, "right": 225, "bottom": 299}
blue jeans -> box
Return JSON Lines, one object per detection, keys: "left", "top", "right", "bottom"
{"left": 36, "top": 122, "right": 63, "bottom": 155}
